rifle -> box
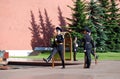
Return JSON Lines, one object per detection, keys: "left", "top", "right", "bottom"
{"left": 94, "top": 48, "right": 97, "bottom": 64}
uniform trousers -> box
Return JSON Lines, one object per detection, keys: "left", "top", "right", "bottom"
{"left": 47, "top": 44, "right": 65, "bottom": 68}
{"left": 84, "top": 49, "right": 92, "bottom": 68}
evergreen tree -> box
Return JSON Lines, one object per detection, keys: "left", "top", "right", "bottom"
{"left": 88, "top": 0, "right": 108, "bottom": 51}
{"left": 108, "top": 0, "right": 120, "bottom": 51}
{"left": 87, "top": 0, "right": 97, "bottom": 41}
{"left": 98, "top": 0, "right": 111, "bottom": 51}
{"left": 98, "top": 0, "right": 110, "bottom": 27}
{"left": 67, "top": 0, "right": 87, "bottom": 38}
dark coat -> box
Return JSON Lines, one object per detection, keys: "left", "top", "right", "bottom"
{"left": 52, "top": 34, "right": 64, "bottom": 47}
{"left": 81, "top": 34, "right": 95, "bottom": 50}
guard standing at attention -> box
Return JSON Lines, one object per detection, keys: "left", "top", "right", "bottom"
{"left": 80, "top": 27, "right": 96, "bottom": 68}
{"left": 73, "top": 36, "right": 78, "bottom": 61}
{"left": 43, "top": 27, "right": 65, "bottom": 69}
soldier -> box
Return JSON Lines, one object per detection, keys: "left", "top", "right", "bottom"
{"left": 43, "top": 27, "right": 65, "bottom": 69}
{"left": 73, "top": 36, "right": 78, "bottom": 61}
{"left": 80, "top": 27, "right": 96, "bottom": 68}
{"left": 88, "top": 32, "right": 99, "bottom": 64}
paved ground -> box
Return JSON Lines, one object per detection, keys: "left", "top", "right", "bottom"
{"left": 0, "top": 61, "right": 120, "bottom": 79}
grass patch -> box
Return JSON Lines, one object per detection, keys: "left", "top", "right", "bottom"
{"left": 97, "top": 52, "right": 120, "bottom": 60}
{"left": 77, "top": 52, "right": 120, "bottom": 61}
{"left": 10, "top": 52, "right": 120, "bottom": 61}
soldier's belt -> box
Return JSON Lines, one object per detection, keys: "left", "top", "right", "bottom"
{"left": 56, "top": 43, "right": 63, "bottom": 45}
{"left": 86, "top": 42, "right": 90, "bottom": 44}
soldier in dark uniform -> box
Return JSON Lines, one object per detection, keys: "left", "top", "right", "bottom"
{"left": 80, "top": 27, "right": 95, "bottom": 68}
{"left": 43, "top": 27, "right": 65, "bottom": 69}
{"left": 73, "top": 36, "right": 78, "bottom": 61}
{"left": 88, "top": 31, "right": 99, "bottom": 64}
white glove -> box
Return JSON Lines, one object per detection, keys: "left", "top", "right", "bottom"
{"left": 76, "top": 44, "right": 78, "bottom": 47}
{"left": 84, "top": 50, "right": 86, "bottom": 52}
{"left": 55, "top": 38, "right": 57, "bottom": 41}
{"left": 94, "top": 48, "right": 96, "bottom": 51}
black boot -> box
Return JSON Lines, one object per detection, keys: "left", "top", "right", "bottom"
{"left": 43, "top": 58, "right": 49, "bottom": 63}
{"left": 74, "top": 53, "right": 78, "bottom": 61}
{"left": 61, "top": 60, "right": 65, "bottom": 69}
{"left": 61, "top": 65, "right": 65, "bottom": 69}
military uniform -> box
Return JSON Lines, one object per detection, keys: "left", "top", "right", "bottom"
{"left": 81, "top": 28, "right": 95, "bottom": 68}
{"left": 73, "top": 37, "right": 78, "bottom": 61}
{"left": 43, "top": 27, "right": 65, "bottom": 68}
